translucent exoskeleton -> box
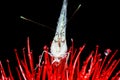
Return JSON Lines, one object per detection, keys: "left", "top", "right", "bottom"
{"left": 50, "top": 0, "right": 68, "bottom": 63}
{"left": 50, "top": 0, "right": 81, "bottom": 63}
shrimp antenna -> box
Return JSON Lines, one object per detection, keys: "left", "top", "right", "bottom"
{"left": 68, "top": 4, "right": 81, "bottom": 22}
{"left": 20, "top": 16, "right": 55, "bottom": 32}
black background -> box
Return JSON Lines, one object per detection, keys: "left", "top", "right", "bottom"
{"left": 0, "top": 0, "right": 120, "bottom": 79}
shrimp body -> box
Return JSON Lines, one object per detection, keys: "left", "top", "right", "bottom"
{"left": 50, "top": 0, "right": 68, "bottom": 63}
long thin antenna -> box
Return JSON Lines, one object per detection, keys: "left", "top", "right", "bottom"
{"left": 20, "top": 16, "right": 55, "bottom": 32}
{"left": 68, "top": 4, "right": 81, "bottom": 22}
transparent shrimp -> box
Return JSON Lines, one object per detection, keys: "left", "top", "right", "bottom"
{"left": 50, "top": 0, "right": 68, "bottom": 63}
{"left": 20, "top": 0, "right": 81, "bottom": 64}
